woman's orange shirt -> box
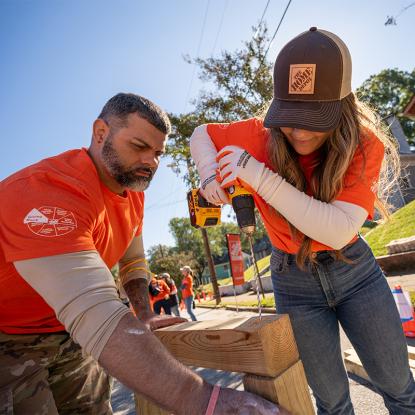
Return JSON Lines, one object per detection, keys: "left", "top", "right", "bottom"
{"left": 206, "top": 118, "right": 384, "bottom": 254}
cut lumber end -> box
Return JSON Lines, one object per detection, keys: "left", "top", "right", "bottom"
{"left": 154, "top": 315, "right": 298, "bottom": 376}
{"left": 243, "top": 360, "right": 315, "bottom": 415}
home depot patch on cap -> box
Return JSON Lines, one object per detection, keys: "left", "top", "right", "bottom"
{"left": 264, "top": 27, "right": 352, "bottom": 132}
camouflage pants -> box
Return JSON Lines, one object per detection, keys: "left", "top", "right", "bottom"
{"left": 0, "top": 331, "right": 112, "bottom": 415}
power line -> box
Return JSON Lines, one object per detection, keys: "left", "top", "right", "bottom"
{"left": 144, "top": 187, "right": 183, "bottom": 210}
{"left": 264, "top": 0, "right": 292, "bottom": 58}
{"left": 183, "top": 0, "right": 211, "bottom": 113}
{"left": 210, "top": 0, "right": 229, "bottom": 56}
{"left": 241, "top": 0, "right": 292, "bottom": 103}
{"left": 254, "top": 0, "right": 271, "bottom": 39}
{"left": 145, "top": 198, "right": 186, "bottom": 211}
{"left": 385, "top": 1, "right": 415, "bottom": 25}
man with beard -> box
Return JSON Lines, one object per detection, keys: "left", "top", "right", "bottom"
{"left": 0, "top": 93, "right": 284, "bottom": 415}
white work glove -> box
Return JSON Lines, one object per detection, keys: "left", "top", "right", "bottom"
{"left": 189, "top": 125, "right": 229, "bottom": 205}
{"left": 216, "top": 145, "right": 268, "bottom": 193}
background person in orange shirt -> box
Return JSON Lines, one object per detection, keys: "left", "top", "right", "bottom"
{"left": 0, "top": 93, "right": 283, "bottom": 415}
{"left": 190, "top": 28, "right": 415, "bottom": 414}
{"left": 150, "top": 276, "right": 171, "bottom": 315}
{"left": 180, "top": 265, "right": 197, "bottom": 321}
{"left": 161, "top": 272, "right": 181, "bottom": 317}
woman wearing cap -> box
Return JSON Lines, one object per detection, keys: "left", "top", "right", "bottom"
{"left": 180, "top": 266, "right": 197, "bottom": 321}
{"left": 190, "top": 27, "right": 415, "bottom": 414}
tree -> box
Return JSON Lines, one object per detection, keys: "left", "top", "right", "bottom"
{"left": 166, "top": 23, "right": 273, "bottom": 187}
{"left": 190, "top": 23, "right": 273, "bottom": 121}
{"left": 168, "top": 217, "right": 245, "bottom": 277}
{"left": 356, "top": 68, "right": 415, "bottom": 144}
{"left": 147, "top": 244, "right": 196, "bottom": 287}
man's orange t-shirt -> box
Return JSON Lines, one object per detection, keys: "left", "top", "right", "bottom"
{"left": 206, "top": 118, "right": 384, "bottom": 254}
{"left": 181, "top": 275, "right": 193, "bottom": 299}
{"left": 0, "top": 149, "right": 144, "bottom": 334}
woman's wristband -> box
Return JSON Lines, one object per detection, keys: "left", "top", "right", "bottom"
{"left": 205, "top": 384, "right": 221, "bottom": 415}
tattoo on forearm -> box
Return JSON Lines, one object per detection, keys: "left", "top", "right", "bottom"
{"left": 123, "top": 279, "right": 151, "bottom": 317}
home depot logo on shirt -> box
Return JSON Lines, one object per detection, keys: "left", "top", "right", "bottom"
{"left": 23, "top": 206, "right": 77, "bottom": 237}
{"left": 289, "top": 64, "right": 316, "bottom": 94}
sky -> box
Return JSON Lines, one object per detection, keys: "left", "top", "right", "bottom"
{"left": 1, "top": 0, "right": 414, "bottom": 253}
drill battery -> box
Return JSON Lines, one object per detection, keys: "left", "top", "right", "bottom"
{"left": 187, "top": 189, "right": 221, "bottom": 228}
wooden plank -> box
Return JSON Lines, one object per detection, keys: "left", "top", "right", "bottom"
{"left": 408, "top": 345, "right": 415, "bottom": 360}
{"left": 243, "top": 360, "right": 315, "bottom": 415}
{"left": 344, "top": 354, "right": 370, "bottom": 382}
{"left": 344, "top": 352, "right": 415, "bottom": 381}
{"left": 154, "top": 315, "right": 299, "bottom": 377}
{"left": 134, "top": 394, "right": 170, "bottom": 415}
{"left": 343, "top": 348, "right": 353, "bottom": 358}
{"left": 345, "top": 345, "right": 415, "bottom": 362}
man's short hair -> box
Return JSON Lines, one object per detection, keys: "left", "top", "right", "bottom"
{"left": 98, "top": 93, "right": 171, "bottom": 135}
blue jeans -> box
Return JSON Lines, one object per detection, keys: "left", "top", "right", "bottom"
{"left": 271, "top": 237, "right": 415, "bottom": 414}
{"left": 184, "top": 296, "right": 197, "bottom": 321}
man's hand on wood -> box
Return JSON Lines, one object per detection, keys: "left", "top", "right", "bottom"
{"left": 139, "top": 311, "right": 187, "bottom": 331}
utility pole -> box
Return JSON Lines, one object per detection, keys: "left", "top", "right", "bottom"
{"left": 186, "top": 159, "right": 221, "bottom": 305}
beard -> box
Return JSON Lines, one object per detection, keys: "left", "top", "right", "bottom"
{"left": 101, "top": 135, "right": 156, "bottom": 192}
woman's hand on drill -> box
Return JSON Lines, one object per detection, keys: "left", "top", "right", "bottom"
{"left": 216, "top": 146, "right": 265, "bottom": 193}
{"left": 199, "top": 173, "right": 230, "bottom": 206}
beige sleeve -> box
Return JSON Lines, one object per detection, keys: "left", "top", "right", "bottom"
{"left": 14, "top": 251, "right": 132, "bottom": 360}
{"left": 118, "top": 235, "right": 151, "bottom": 287}
{"left": 256, "top": 167, "right": 368, "bottom": 249}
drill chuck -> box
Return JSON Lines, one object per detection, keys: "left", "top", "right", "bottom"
{"left": 227, "top": 185, "right": 256, "bottom": 235}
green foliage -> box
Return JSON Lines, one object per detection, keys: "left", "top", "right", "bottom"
{"left": 165, "top": 24, "right": 273, "bottom": 189}
{"left": 356, "top": 68, "right": 415, "bottom": 144}
{"left": 146, "top": 244, "right": 196, "bottom": 286}
{"left": 166, "top": 112, "right": 211, "bottom": 189}
{"left": 168, "top": 217, "right": 250, "bottom": 276}
{"left": 190, "top": 23, "right": 273, "bottom": 121}
{"left": 364, "top": 200, "right": 415, "bottom": 256}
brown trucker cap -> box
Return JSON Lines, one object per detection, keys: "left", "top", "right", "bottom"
{"left": 263, "top": 27, "right": 352, "bottom": 132}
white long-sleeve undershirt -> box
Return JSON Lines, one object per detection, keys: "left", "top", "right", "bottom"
{"left": 190, "top": 126, "right": 369, "bottom": 249}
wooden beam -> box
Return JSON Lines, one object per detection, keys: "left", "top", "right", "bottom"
{"left": 344, "top": 348, "right": 415, "bottom": 382}
{"left": 243, "top": 360, "right": 315, "bottom": 415}
{"left": 344, "top": 353, "right": 370, "bottom": 382}
{"left": 135, "top": 394, "right": 169, "bottom": 415}
{"left": 154, "top": 315, "right": 299, "bottom": 377}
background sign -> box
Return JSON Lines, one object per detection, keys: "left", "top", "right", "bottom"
{"left": 226, "top": 233, "right": 245, "bottom": 286}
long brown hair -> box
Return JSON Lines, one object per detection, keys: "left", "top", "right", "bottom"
{"left": 265, "top": 93, "right": 400, "bottom": 267}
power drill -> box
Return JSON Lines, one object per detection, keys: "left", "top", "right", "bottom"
{"left": 187, "top": 185, "right": 265, "bottom": 311}
{"left": 227, "top": 185, "right": 265, "bottom": 309}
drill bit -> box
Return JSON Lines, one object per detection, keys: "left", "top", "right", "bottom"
{"left": 247, "top": 233, "right": 263, "bottom": 320}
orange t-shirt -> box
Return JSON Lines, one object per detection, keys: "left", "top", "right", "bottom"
{"left": 207, "top": 118, "right": 384, "bottom": 253}
{"left": 150, "top": 279, "right": 171, "bottom": 304}
{"left": 0, "top": 149, "right": 144, "bottom": 334}
{"left": 181, "top": 275, "right": 193, "bottom": 299}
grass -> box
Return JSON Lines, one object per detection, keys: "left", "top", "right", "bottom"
{"left": 198, "top": 295, "right": 275, "bottom": 308}
{"left": 364, "top": 200, "right": 415, "bottom": 256}
{"left": 199, "top": 254, "right": 271, "bottom": 292}
{"left": 243, "top": 255, "right": 271, "bottom": 281}
{"left": 232, "top": 297, "right": 275, "bottom": 308}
